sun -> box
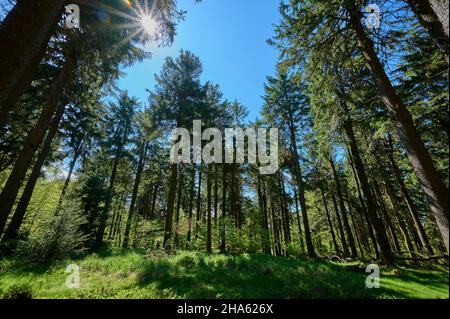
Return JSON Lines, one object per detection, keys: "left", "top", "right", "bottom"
{"left": 140, "top": 14, "right": 156, "bottom": 35}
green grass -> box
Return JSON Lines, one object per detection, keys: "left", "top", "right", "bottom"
{"left": 0, "top": 249, "right": 448, "bottom": 299}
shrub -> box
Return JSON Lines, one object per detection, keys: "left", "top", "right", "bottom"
{"left": 1, "top": 283, "right": 34, "bottom": 299}
{"left": 177, "top": 254, "right": 197, "bottom": 270}
{"left": 15, "top": 199, "right": 88, "bottom": 264}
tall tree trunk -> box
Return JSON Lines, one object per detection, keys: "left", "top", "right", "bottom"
{"left": 236, "top": 179, "right": 243, "bottom": 230}
{"left": 408, "top": 0, "right": 449, "bottom": 60}
{"left": 123, "top": 142, "right": 146, "bottom": 248}
{"left": 186, "top": 166, "right": 196, "bottom": 247}
{"left": 0, "top": 0, "right": 65, "bottom": 124}
{"left": 150, "top": 184, "right": 158, "bottom": 220}
{"left": 195, "top": 164, "right": 203, "bottom": 240}
{"left": 348, "top": 1, "right": 449, "bottom": 253}
{"left": 113, "top": 192, "right": 128, "bottom": 243}
{"left": 320, "top": 189, "right": 340, "bottom": 255}
{"left": 1, "top": 98, "right": 66, "bottom": 242}
{"left": 288, "top": 120, "right": 315, "bottom": 257}
{"left": 349, "top": 209, "right": 364, "bottom": 258}
{"left": 340, "top": 181, "right": 363, "bottom": 256}
{"left": 294, "top": 190, "right": 305, "bottom": 253}
{"left": 271, "top": 206, "right": 282, "bottom": 256}
{"left": 384, "top": 182, "right": 416, "bottom": 256}
{"left": 385, "top": 136, "right": 435, "bottom": 255}
{"left": 163, "top": 163, "right": 178, "bottom": 248}
{"left": 331, "top": 192, "right": 349, "bottom": 256}
{"left": 213, "top": 165, "right": 218, "bottom": 226}
{"left": 96, "top": 119, "right": 131, "bottom": 247}
{"left": 257, "top": 175, "right": 271, "bottom": 254}
{"left": 95, "top": 152, "right": 120, "bottom": 247}
{"left": 370, "top": 140, "right": 422, "bottom": 255}
{"left": 174, "top": 170, "right": 184, "bottom": 248}
{"left": 57, "top": 139, "right": 83, "bottom": 207}
{"left": 357, "top": 208, "right": 372, "bottom": 255}
{"left": 108, "top": 205, "right": 119, "bottom": 240}
{"left": 206, "top": 165, "right": 212, "bottom": 253}
{"left": 363, "top": 204, "right": 380, "bottom": 260}
{"left": 329, "top": 157, "right": 358, "bottom": 258}
{"left": 278, "top": 187, "right": 286, "bottom": 250}
{"left": 373, "top": 181, "right": 401, "bottom": 253}
{"left": 220, "top": 164, "right": 227, "bottom": 252}
{"left": 143, "top": 186, "right": 152, "bottom": 220}
{"left": 230, "top": 164, "right": 237, "bottom": 228}
{"left": 347, "top": 147, "right": 378, "bottom": 258}
{"left": 341, "top": 101, "right": 393, "bottom": 264}
{"left": 113, "top": 205, "right": 124, "bottom": 245}
{"left": 279, "top": 172, "right": 291, "bottom": 243}
{"left": 293, "top": 166, "right": 315, "bottom": 257}
{"left": 0, "top": 48, "right": 76, "bottom": 235}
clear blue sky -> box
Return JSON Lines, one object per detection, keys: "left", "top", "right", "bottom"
{"left": 117, "top": 0, "right": 282, "bottom": 121}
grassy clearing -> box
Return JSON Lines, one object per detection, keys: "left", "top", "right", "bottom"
{"left": 0, "top": 249, "right": 448, "bottom": 299}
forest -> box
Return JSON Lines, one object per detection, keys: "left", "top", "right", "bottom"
{"left": 0, "top": 0, "right": 448, "bottom": 300}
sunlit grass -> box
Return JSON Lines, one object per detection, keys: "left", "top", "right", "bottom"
{"left": 0, "top": 249, "right": 448, "bottom": 299}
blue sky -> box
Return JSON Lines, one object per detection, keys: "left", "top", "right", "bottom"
{"left": 117, "top": 0, "right": 282, "bottom": 121}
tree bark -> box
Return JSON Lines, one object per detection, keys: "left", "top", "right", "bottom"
{"left": 385, "top": 135, "right": 435, "bottom": 255}
{"left": 195, "top": 163, "right": 203, "bottom": 240}
{"left": 294, "top": 190, "right": 305, "bottom": 253}
{"left": 347, "top": 147, "right": 378, "bottom": 258}
{"left": 174, "top": 170, "right": 184, "bottom": 248}
{"left": 349, "top": 209, "right": 364, "bottom": 258}
{"left": 321, "top": 189, "right": 340, "bottom": 255}
{"left": 206, "top": 165, "right": 212, "bottom": 253}
{"left": 95, "top": 150, "right": 119, "bottom": 247}
{"left": 1, "top": 98, "right": 66, "bottom": 242}
{"left": 57, "top": 139, "right": 83, "bottom": 207}
{"left": 384, "top": 182, "right": 416, "bottom": 256}
{"left": 288, "top": 120, "right": 315, "bottom": 257}
{"left": 123, "top": 142, "right": 146, "bottom": 248}
{"left": 186, "top": 166, "right": 196, "bottom": 247}
{"left": 408, "top": 0, "right": 449, "bottom": 60}
{"left": 163, "top": 163, "right": 178, "bottom": 248}
{"left": 257, "top": 175, "right": 271, "bottom": 254}
{"left": 329, "top": 157, "right": 358, "bottom": 258}
{"left": 341, "top": 100, "right": 393, "bottom": 264}
{"left": 271, "top": 205, "right": 282, "bottom": 256}
{"left": 278, "top": 172, "right": 291, "bottom": 244}
{"left": 108, "top": 204, "right": 119, "bottom": 240}
{"left": 331, "top": 192, "right": 348, "bottom": 256}
{"left": 373, "top": 181, "right": 402, "bottom": 253}
{"left": 213, "top": 165, "right": 218, "bottom": 226}
{"left": 0, "top": 0, "right": 65, "bottom": 124}
{"left": 150, "top": 184, "right": 158, "bottom": 220}
{"left": 220, "top": 164, "right": 227, "bottom": 252}
{"left": 348, "top": 0, "right": 449, "bottom": 253}
{"left": 0, "top": 47, "right": 76, "bottom": 235}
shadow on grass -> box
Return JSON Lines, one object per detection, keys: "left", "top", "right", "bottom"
{"left": 379, "top": 267, "right": 449, "bottom": 298}
{"left": 1, "top": 248, "right": 447, "bottom": 299}
{"left": 133, "top": 253, "right": 449, "bottom": 299}
{"left": 91, "top": 246, "right": 146, "bottom": 258}
{"left": 0, "top": 245, "right": 144, "bottom": 275}
{"left": 135, "top": 253, "right": 376, "bottom": 299}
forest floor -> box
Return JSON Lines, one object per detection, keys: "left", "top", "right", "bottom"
{"left": 0, "top": 248, "right": 448, "bottom": 299}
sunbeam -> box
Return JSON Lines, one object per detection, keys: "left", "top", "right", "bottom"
{"left": 140, "top": 13, "right": 157, "bottom": 36}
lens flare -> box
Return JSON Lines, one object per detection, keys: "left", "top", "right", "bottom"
{"left": 141, "top": 14, "right": 156, "bottom": 35}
